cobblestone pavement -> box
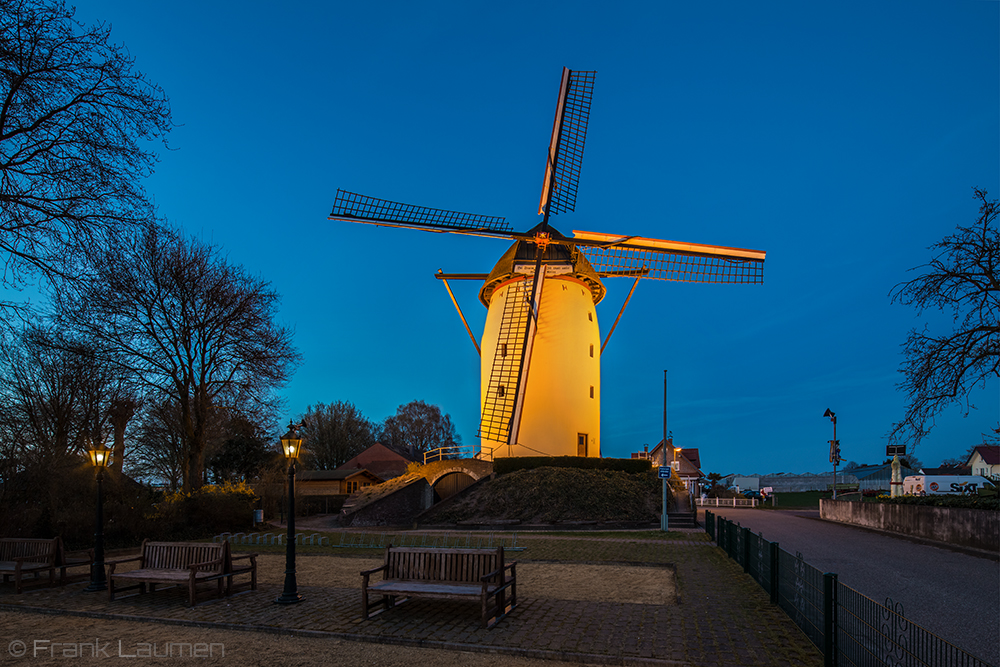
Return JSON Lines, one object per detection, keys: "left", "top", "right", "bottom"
{"left": 0, "top": 533, "right": 823, "bottom": 667}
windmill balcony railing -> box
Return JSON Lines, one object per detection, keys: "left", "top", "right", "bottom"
{"left": 423, "top": 445, "right": 494, "bottom": 464}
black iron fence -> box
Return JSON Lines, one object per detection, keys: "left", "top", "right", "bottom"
{"left": 705, "top": 510, "right": 994, "bottom": 667}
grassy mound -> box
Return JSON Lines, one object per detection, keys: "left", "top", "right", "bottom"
{"left": 424, "top": 466, "right": 666, "bottom": 524}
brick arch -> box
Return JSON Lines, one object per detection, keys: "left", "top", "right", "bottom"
{"left": 424, "top": 461, "right": 491, "bottom": 488}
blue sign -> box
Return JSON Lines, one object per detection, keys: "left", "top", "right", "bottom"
{"left": 658, "top": 466, "right": 670, "bottom": 479}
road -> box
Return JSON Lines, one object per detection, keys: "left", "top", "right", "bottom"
{"left": 704, "top": 508, "right": 999, "bottom": 666}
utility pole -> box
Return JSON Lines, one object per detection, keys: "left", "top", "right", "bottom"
{"left": 661, "top": 370, "right": 668, "bottom": 532}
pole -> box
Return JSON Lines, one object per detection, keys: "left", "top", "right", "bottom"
{"left": 832, "top": 416, "right": 838, "bottom": 500}
{"left": 85, "top": 469, "right": 107, "bottom": 592}
{"left": 275, "top": 460, "right": 301, "bottom": 604}
{"left": 661, "top": 369, "right": 668, "bottom": 532}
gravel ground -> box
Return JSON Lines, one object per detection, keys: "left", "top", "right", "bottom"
{"left": 706, "top": 508, "right": 999, "bottom": 666}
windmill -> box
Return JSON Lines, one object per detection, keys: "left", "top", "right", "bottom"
{"left": 329, "top": 68, "right": 765, "bottom": 460}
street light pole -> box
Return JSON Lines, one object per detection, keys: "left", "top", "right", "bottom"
{"left": 85, "top": 441, "right": 110, "bottom": 592}
{"left": 275, "top": 420, "right": 305, "bottom": 605}
{"left": 824, "top": 409, "right": 839, "bottom": 500}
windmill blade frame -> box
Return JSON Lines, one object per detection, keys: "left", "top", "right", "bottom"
{"left": 330, "top": 189, "right": 514, "bottom": 236}
{"left": 538, "top": 69, "right": 597, "bottom": 217}
{"left": 572, "top": 230, "right": 766, "bottom": 284}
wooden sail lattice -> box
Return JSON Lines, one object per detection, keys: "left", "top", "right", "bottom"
{"left": 477, "top": 278, "right": 533, "bottom": 443}
{"left": 579, "top": 244, "right": 764, "bottom": 284}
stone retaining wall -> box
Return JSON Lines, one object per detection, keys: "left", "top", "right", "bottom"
{"left": 820, "top": 499, "right": 999, "bottom": 553}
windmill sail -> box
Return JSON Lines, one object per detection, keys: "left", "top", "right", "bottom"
{"left": 477, "top": 272, "right": 543, "bottom": 447}
{"left": 538, "top": 69, "right": 597, "bottom": 217}
{"left": 572, "top": 230, "right": 766, "bottom": 284}
{"left": 330, "top": 189, "right": 513, "bottom": 235}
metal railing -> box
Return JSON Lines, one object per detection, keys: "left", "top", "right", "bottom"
{"left": 696, "top": 496, "right": 759, "bottom": 507}
{"left": 423, "top": 444, "right": 494, "bottom": 464}
{"left": 705, "top": 510, "right": 994, "bottom": 667}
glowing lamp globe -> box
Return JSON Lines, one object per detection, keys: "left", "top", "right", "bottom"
{"left": 280, "top": 427, "right": 303, "bottom": 460}
{"left": 88, "top": 442, "right": 111, "bottom": 469}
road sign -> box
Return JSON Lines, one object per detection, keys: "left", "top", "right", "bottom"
{"left": 658, "top": 466, "right": 670, "bottom": 479}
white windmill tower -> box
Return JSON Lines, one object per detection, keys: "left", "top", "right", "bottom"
{"left": 330, "top": 68, "right": 766, "bottom": 459}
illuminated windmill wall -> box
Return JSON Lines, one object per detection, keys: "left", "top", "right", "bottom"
{"left": 330, "top": 68, "right": 766, "bottom": 460}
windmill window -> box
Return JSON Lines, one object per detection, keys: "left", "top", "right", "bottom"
{"left": 588, "top": 312, "right": 593, "bottom": 321}
{"left": 498, "top": 385, "right": 506, "bottom": 397}
{"left": 589, "top": 344, "right": 594, "bottom": 358}
{"left": 590, "top": 386, "right": 594, "bottom": 398}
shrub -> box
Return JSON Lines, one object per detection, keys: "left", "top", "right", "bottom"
{"left": 153, "top": 481, "right": 258, "bottom": 538}
{"left": 493, "top": 456, "right": 652, "bottom": 475}
{"left": 875, "top": 495, "right": 999, "bottom": 511}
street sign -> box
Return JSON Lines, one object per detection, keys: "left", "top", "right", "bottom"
{"left": 658, "top": 466, "right": 670, "bottom": 479}
{"left": 886, "top": 445, "right": 906, "bottom": 457}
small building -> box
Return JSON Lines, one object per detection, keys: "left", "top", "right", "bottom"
{"left": 297, "top": 469, "right": 383, "bottom": 496}
{"left": 633, "top": 439, "right": 702, "bottom": 495}
{"left": 966, "top": 446, "right": 1000, "bottom": 478}
{"left": 336, "top": 443, "right": 415, "bottom": 480}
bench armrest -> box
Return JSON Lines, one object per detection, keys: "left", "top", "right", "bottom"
{"left": 187, "top": 557, "right": 225, "bottom": 573}
{"left": 504, "top": 561, "right": 517, "bottom": 571}
{"left": 105, "top": 554, "right": 142, "bottom": 566}
{"left": 360, "top": 564, "right": 388, "bottom": 577}
{"left": 230, "top": 553, "right": 257, "bottom": 563}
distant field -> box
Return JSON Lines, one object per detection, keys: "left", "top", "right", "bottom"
{"left": 766, "top": 491, "right": 828, "bottom": 509}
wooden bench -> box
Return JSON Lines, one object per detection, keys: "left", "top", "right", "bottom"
{"left": 224, "top": 546, "right": 257, "bottom": 596}
{"left": 0, "top": 537, "right": 58, "bottom": 594}
{"left": 55, "top": 538, "right": 94, "bottom": 585}
{"left": 361, "top": 546, "right": 517, "bottom": 628}
{"left": 107, "top": 540, "right": 230, "bottom": 606}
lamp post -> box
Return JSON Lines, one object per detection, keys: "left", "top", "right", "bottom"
{"left": 823, "top": 408, "right": 839, "bottom": 500}
{"left": 275, "top": 420, "right": 305, "bottom": 605}
{"left": 84, "top": 441, "right": 110, "bottom": 592}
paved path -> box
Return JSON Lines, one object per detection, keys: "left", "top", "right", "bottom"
{"left": 0, "top": 535, "right": 822, "bottom": 667}
{"left": 705, "top": 508, "right": 999, "bottom": 666}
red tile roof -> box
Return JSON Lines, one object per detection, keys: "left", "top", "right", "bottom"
{"left": 971, "top": 445, "right": 1000, "bottom": 466}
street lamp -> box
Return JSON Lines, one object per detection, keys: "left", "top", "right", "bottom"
{"left": 84, "top": 441, "right": 110, "bottom": 592}
{"left": 275, "top": 420, "right": 305, "bottom": 605}
{"left": 823, "top": 408, "right": 839, "bottom": 500}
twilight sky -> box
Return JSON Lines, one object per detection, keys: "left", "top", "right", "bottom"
{"left": 68, "top": 0, "right": 999, "bottom": 475}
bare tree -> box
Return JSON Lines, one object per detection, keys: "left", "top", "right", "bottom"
{"left": 889, "top": 188, "right": 1000, "bottom": 450}
{"left": 379, "top": 400, "right": 461, "bottom": 459}
{"left": 0, "top": 324, "right": 117, "bottom": 462}
{"left": 299, "top": 401, "right": 378, "bottom": 470}
{"left": 128, "top": 397, "right": 184, "bottom": 490}
{"left": 0, "top": 0, "right": 171, "bottom": 317}
{"left": 53, "top": 224, "right": 301, "bottom": 492}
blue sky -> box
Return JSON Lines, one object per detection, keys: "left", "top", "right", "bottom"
{"left": 69, "top": 0, "right": 999, "bottom": 475}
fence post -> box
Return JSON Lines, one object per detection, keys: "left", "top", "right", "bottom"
{"left": 769, "top": 541, "right": 779, "bottom": 604}
{"left": 823, "top": 572, "right": 838, "bottom": 667}
{"left": 742, "top": 526, "right": 751, "bottom": 573}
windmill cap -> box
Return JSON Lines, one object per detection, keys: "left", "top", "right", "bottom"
{"left": 479, "top": 233, "right": 606, "bottom": 307}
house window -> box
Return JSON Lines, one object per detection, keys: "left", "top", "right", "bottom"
{"left": 346, "top": 481, "right": 359, "bottom": 494}
{"left": 577, "top": 433, "right": 588, "bottom": 457}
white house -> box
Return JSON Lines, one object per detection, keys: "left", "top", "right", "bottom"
{"left": 967, "top": 445, "right": 1000, "bottom": 478}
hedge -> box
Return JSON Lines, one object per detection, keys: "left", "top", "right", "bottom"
{"left": 493, "top": 456, "right": 652, "bottom": 475}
